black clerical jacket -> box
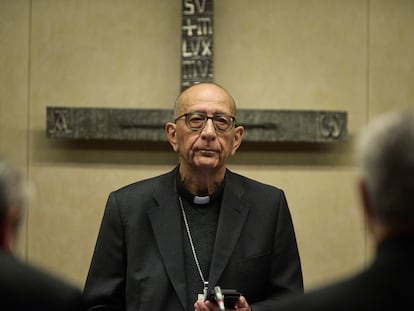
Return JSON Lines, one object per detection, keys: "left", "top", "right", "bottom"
{"left": 83, "top": 167, "right": 303, "bottom": 311}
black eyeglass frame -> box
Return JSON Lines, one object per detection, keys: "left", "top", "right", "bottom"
{"left": 174, "top": 111, "right": 236, "bottom": 133}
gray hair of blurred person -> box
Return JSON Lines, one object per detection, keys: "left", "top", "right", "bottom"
{"left": 356, "top": 109, "right": 414, "bottom": 227}
{"left": 0, "top": 155, "right": 27, "bottom": 224}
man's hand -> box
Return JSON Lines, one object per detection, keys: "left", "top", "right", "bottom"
{"left": 194, "top": 295, "right": 250, "bottom": 311}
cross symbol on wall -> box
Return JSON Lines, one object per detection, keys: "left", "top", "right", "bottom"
{"left": 46, "top": 0, "right": 347, "bottom": 145}
{"left": 181, "top": 0, "right": 214, "bottom": 90}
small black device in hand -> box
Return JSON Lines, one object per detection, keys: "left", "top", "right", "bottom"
{"left": 206, "top": 288, "right": 241, "bottom": 309}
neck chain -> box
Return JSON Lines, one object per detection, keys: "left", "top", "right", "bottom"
{"left": 178, "top": 195, "right": 209, "bottom": 296}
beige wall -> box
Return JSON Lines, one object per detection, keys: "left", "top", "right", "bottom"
{"left": 1, "top": 0, "right": 413, "bottom": 291}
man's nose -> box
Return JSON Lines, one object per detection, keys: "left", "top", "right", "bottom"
{"left": 201, "top": 118, "right": 217, "bottom": 136}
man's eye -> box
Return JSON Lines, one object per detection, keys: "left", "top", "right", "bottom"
{"left": 215, "top": 117, "right": 229, "bottom": 124}
{"left": 189, "top": 114, "right": 205, "bottom": 122}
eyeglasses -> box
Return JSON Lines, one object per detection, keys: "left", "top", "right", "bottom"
{"left": 174, "top": 111, "right": 236, "bottom": 133}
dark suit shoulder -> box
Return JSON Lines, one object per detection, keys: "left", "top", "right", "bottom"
{"left": 0, "top": 252, "right": 83, "bottom": 310}
{"left": 113, "top": 168, "right": 175, "bottom": 195}
{"left": 103, "top": 168, "right": 177, "bottom": 221}
{"left": 226, "top": 169, "right": 285, "bottom": 198}
{"left": 276, "top": 265, "right": 414, "bottom": 311}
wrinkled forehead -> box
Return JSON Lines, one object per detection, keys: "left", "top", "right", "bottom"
{"left": 175, "top": 84, "right": 236, "bottom": 115}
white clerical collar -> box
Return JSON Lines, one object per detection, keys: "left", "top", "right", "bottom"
{"left": 193, "top": 195, "right": 210, "bottom": 204}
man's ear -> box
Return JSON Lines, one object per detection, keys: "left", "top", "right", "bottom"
{"left": 0, "top": 218, "right": 7, "bottom": 252}
{"left": 360, "top": 179, "right": 373, "bottom": 217}
{"left": 359, "top": 178, "right": 377, "bottom": 232}
{"left": 0, "top": 205, "right": 20, "bottom": 254}
{"left": 165, "top": 122, "right": 179, "bottom": 152}
{"left": 230, "top": 125, "right": 244, "bottom": 156}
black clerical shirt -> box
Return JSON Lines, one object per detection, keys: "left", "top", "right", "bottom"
{"left": 176, "top": 172, "right": 224, "bottom": 311}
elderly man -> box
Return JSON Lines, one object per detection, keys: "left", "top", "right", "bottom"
{"left": 83, "top": 83, "right": 303, "bottom": 311}
{"left": 276, "top": 109, "right": 414, "bottom": 311}
{"left": 0, "top": 155, "right": 83, "bottom": 310}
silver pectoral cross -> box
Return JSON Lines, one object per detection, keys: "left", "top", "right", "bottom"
{"left": 197, "top": 281, "right": 209, "bottom": 301}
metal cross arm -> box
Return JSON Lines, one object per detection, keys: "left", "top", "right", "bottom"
{"left": 46, "top": 107, "right": 347, "bottom": 143}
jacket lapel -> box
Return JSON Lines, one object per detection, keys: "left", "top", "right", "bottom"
{"left": 147, "top": 170, "right": 188, "bottom": 310}
{"left": 147, "top": 169, "right": 250, "bottom": 306}
{"left": 208, "top": 172, "right": 250, "bottom": 290}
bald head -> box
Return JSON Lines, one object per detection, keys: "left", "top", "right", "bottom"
{"left": 174, "top": 83, "right": 237, "bottom": 117}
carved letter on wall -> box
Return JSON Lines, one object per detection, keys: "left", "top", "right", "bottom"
{"left": 181, "top": 0, "right": 214, "bottom": 90}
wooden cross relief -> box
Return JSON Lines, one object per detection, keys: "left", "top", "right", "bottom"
{"left": 46, "top": 0, "right": 347, "bottom": 144}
